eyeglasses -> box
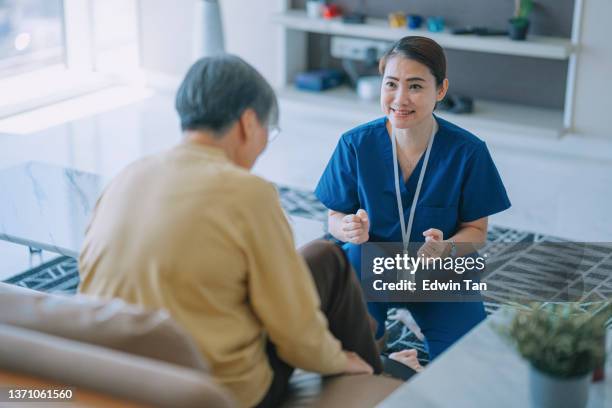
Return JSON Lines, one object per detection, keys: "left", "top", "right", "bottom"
{"left": 267, "top": 125, "right": 281, "bottom": 143}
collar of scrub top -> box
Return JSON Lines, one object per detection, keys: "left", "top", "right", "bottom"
{"left": 390, "top": 116, "right": 438, "bottom": 256}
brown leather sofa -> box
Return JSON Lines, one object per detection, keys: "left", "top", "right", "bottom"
{"left": 0, "top": 283, "right": 401, "bottom": 407}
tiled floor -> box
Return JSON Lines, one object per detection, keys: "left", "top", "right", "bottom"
{"left": 1, "top": 86, "right": 612, "bottom": 281}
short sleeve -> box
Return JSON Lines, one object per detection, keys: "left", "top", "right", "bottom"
{"left": 314, "top": 135, "right": 360, "bottom": 214}
{"left": 459, "top": 142, "right": 511, "bottom": 222}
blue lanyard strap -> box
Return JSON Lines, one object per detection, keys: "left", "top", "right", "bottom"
{"left": 391, "top": 119, "right": 437, "bottom": 254}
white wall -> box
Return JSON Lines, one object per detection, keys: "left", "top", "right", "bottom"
{"left": 138, "top": 0, "right": 282, "bottom": 84}
{"left": 138, "top": 0, "right": 195, "bottom": 78}
{"left": 572, "top": 0, "right": 612, "bottom": 139}
{"left": 575, "top": 0, "right": 612, "bottom": 139}
{"left": 219, "top": 0, "right": 283, "bottom": 86}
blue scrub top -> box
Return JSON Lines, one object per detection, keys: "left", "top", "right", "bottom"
{"left": 315, "top": 115, "right": 511, "bottom": 244}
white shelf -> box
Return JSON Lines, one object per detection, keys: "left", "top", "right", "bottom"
{"left": 272, "top": 10, "right": 574, "bottom": 60}
{"left": 278, "top": 86, "right": 564, "bottom": 139}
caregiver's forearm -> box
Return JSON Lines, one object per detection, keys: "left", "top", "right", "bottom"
{"left": 447, "top": 225, "right": 487, "bottom": 257}
{"left": 328, "top": 210, "right": 348, "bottom": 242}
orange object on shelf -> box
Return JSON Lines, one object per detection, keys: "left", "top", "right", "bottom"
{"left": 323, "top": 4, "right": 342, "bottom": 19}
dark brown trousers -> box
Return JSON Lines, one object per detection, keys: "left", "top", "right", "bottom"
{"left": 256, "top": 240, "right": 382, "bottom": 408}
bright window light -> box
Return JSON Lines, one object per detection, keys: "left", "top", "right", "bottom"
{"left": 0, "top": 0, "right": 64, "bottom": 78}
{"left": 0, "top": 86, "right": 155, "bottom": 134}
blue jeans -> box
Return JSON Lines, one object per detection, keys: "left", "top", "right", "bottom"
{"left": 344, "top": 242, "right": 486, "bottom": 360}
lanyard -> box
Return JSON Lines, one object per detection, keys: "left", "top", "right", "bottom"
{"left": 391, "top": 119, "right": 437, "bottom": 254}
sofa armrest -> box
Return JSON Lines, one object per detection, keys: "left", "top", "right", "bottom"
{"left": 0, "top": 324, "right": 235, "bottom": 408}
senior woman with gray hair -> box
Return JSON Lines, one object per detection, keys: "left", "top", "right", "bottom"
{"left": 78, "top": 55, "right": 381, "bottom": 407}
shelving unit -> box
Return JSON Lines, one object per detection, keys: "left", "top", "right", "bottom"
{"left": 272, "top": 1, "right": 584, "bottom": 139}
{"left": 278, "top": 86, "right": 564, "bottom": 139}
{"left": 272, "top": 10, "right": 574, "bottom": 60}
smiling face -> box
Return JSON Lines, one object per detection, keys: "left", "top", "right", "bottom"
{"left": 381, "top": 56, "right": 448, "bottom": 130}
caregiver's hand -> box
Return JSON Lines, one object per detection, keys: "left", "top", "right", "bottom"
{"left": 389, "top": 349, "right": 424, "bottom": 373}
{"left": 417, "top": 228, "right": 450, "bottom": 259}
{"left": 342, "top": 209, "right": 370, "bottom": 244}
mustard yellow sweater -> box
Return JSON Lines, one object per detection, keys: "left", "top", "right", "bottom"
{"left": 79, "top": 143, "right": 346, "bottom": 407}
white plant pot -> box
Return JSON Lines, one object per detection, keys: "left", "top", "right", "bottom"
{"left": 306, "top": 0, "right": 324, "bottom": 18}
{"left": 357, "top": 76, "right": 382, "bottom": 101}
{"left": 529, "top": 365, "right": 590, "bottom": 408}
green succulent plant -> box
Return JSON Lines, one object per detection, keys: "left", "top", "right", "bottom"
{"left": 514, "top": 0, "right": 534, "bottom": 19}
{"left": 510, "top": 0, "right": 533, "bottom": 28}
{"left": 501, "top": 302, "right": 611, "bottom": 378}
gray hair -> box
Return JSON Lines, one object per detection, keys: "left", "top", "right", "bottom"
{"left": 175, "top": 54, "right": 279, "bottom": 137}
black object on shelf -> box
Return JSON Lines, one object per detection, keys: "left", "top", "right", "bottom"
{"left": 451, "top": 26, "right": 508, "bottom": 36}
{"left": 508, "top": 18, "right": 530, "bottom": 40}
{"left": 343, "top": 12, "right": 367, "bottom": 24}
{"left": 437, "top": 94, "right": 474, "bottom": 114}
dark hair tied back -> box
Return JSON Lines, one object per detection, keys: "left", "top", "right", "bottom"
{"left": 379, "top": 36, "right": 447, "bottom": 87}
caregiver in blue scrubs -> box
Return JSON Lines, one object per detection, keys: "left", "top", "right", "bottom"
{"left": 315, "top": 36, "right": 511, "bottom": 361}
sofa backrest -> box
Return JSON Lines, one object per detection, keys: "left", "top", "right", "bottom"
{"left": 0, "top": 282, "right": 208, "bottom": 372}
{"left": 0, "top": 323, "right": 235, "bottom": 408}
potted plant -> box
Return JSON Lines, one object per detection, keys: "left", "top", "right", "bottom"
{"left": 502, "top": 302, "right": 610, "bottom": 408}
{"left": 509, "top": 0, "right": 533, "bottom": 40}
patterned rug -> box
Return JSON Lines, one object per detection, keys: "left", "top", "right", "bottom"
{"left": 4, "top": 184, "right": 610, "bottom": 367}
{"left": 3, "top": 255, "right": 78, "bottom": 294}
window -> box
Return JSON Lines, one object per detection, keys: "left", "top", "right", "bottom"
{"left": 0, "top": 0, "right": 64, "bottom": 79}
{"left": 0, "top": 0, "right": 141, "bottom": 121}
